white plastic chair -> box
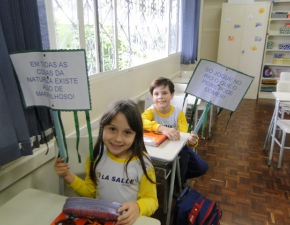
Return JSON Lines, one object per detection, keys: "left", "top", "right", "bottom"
{"left": 277, "top": 72, "right": 290, "bottom": 125}
{"left": 275, "top": 119, "right": 290, "bottom": 168}
{"left": 277, "top": 81, "right": 290, "bottom": 92}
{"left": 173, "top": 83, "right": 198, "bottom": 119}
{"left": 174, "top": 83, "right": 187, "bottom": 93}
{"left": 144, "top": 92, "right": 188, "bottom": 114}
{"left": 277, "top": 81, "right": 290, "bottom": 120}
{"left": 266, "top": 81, "right": 290, "bottom": 168}
{"left": 144, "top": 92, "right": 154, "bottom": 110}
{"left": 280, "top": 72, "right": 290, "bottom": 81}
{"left": 173, "top": 82, "right": 214, "bottom": 139}
{"left": 171, "top": 95, "right": 188, "bottom": 114}
{"left": 173, "top": 83, "right": 193, "bottom": 116}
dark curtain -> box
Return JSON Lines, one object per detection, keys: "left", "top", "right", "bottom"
{"left": 180, "top": 0, "right": 201, "bottom": 64}
{"left": 0, "top": 0, "right": 53, "bottom": 167}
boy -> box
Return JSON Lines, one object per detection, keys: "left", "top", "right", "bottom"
{"left": 142, "top": 77, "right": 208, "bottom": 187}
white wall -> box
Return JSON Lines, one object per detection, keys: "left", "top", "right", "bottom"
{"left": 61, "top": 54, "right": 182, "bottom": 136}
{"left": 198, "top": 0, "right": 228, "bottom": 61}
{"left": 0, "top": 141, "right": 58, "bottom": 206}
{"left": 0, "top": 54, "right": 181, "bottom": 206}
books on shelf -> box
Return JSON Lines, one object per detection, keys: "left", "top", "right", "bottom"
{"left": 261, "top": 79, "right": 277, "bottom": 85}
{"left": 261, "top": 79, "right": 277, "bottom": 92}
{"left": 260, "top": 84, "right": 276, "bottom": 92}
{"left": 143, "top": 131, "right": 168, "bottom": 147}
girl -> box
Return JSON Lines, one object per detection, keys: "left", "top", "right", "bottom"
{"left": 54, "top": 99, "right": 158, "bottom": 225}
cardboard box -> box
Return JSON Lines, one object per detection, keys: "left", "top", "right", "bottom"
{"left": 280, "top": 27, "right": 290, "bottom": 34}
{"left": 272, "top": 12, "right": 288, "bottom": 18}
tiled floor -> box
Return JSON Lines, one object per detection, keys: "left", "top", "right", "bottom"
{"left": 151, "top": 98, "right": 290, "bottom": 225}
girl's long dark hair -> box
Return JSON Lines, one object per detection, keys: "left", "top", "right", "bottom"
{"left": 89, "top": 99, "right": 155, "bottom": 184}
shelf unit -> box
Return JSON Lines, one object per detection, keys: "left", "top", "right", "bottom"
{"left": 259, "top": 1, "right": 290, "bottom": 99}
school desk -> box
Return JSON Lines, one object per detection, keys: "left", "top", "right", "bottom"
{"left": 172, "top": 76, "right": 190, "bottom": 84}
{"left": 0, "top": 188, "right": 161, "bottom": 225}
{"left": 146, "top": 131, "right": 190, "bottom": 225}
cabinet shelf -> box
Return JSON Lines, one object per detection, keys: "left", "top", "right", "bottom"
{"left": 269, "top": 18, "right": 290, "bottom": 21}
{"left": 268, "top": 34, "right": 290, "bottom": 36}
{"left": 268, "top": 33, "right": 290, "bottom": 36}
{"left": 264, "top": 63, "right": 290, "bottom": 67}
{"left": 261, "top": 77, "right": 279, "bottom": 80}
{"left": 259, "top": 1, "right": 290, "bottom": 99}
{"left": 266, "top": 49, "right": 290, "bottom": 52}
{"left": 272, "top": 0, "right": 290, "bottom": 3}
{"left": 259, "top": 92, "right": 276, "bottom": 99}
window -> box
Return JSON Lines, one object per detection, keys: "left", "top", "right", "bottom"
{"left": 169, "top": 0, "right": 181, "bottom": 54}
{"left": 46, "top": 0, "right": 180, "bottom": 75}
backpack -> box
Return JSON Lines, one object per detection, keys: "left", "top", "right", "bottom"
{"left": 173, "top": 185, "right": 222, "bottom": 225}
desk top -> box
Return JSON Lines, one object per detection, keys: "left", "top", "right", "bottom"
{"left": 172, "top": 77, "right": 190, "bottom": 84}
{"left": 0, "top": 188, "right": 160, "bottom": 225}
{"left": 272, "top": 92, "right": 290, "bottom": 101}
{"left": 174, "top": 92, "right": 201, "bottom": 105}
{"left": 146, "top": 132, "right": 189, "bottom": 162}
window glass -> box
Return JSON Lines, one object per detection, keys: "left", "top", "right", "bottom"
{"left": 169, "top": 0, "right": 179, "bottom": 54}
{"left": 52, "top": 0, "right": 79, "bottom": 49}
{"left": 83, "top": 0, "right": 98, "bottom": 74}
{"left": 117, "top": 0, "right": 168, "bottom": 70}
{"left": 50, "top": 0, "right": 179, "bottom": 74}
{"left": 98, "top": 0, "right": 117, "bottom": 72}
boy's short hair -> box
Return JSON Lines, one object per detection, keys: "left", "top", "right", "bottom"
{"left": 149, "top": 77, "right": 175, "bottom": 94}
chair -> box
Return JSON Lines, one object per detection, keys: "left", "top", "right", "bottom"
{"left": 173, "top": 83, "right": 198, "bottom": 116}
{"left": 174, "top": 83, "right": 187, "bottom": 93}
{"left": 144, "top": 92, "right": 188, "bottom": 113}
{"left": 173, "top": 82, "right": 213, "bottom": 139}
{"left": 275, "top": 119, "right": 290, "bottom": 168}
{"left": 278, "top": 72, "right": 290, "bottom": 118}
{"left": 277, "top": 81, "right": 290, "bottom": 120}
{"left": 144, "top": 92, "right": 152, "bottom": 110}
{"left": 173, "top": 83, "right": 193, "bottom": 118}
{"left": 144, "top": 94, "right": 189, "bottom": 213}
{"left": 266, "top": 93, "right": 290, "bottom": 168}
{"left": 280, "top": 72, "right": 290, "bottom": 81}
{"left": 275, "top": 81, "right": 290, "bottom": 139}
{"left": 277, "top": 81, "right": 290, "bottom": 92}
